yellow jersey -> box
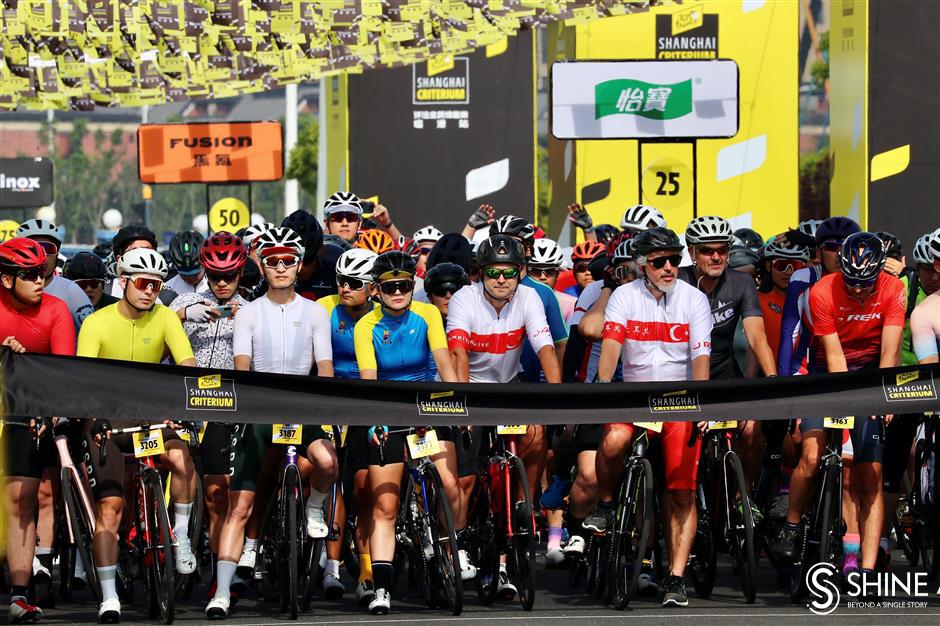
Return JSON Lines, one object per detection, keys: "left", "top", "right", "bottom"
{"left": 77, "top": 302, "right": 195, "bottom": 364}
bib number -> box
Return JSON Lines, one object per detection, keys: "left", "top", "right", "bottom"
{"left": 322, "top": 424, "right": 348, "bottom": 447}
{"left": 707, "top": 420, "right": 738, "bottom": 430}
{"left": 824, "top": 416, "right": 855, "bottom": 430}
{"left": 272, "top": 424, "right": 303, "bottom": 445}
{"left": 407, "top": 429, "right": 441, "bottom": 459}
{"left": 133, "top": 430, "right": 166, "bottom": 458}
{"left": 496, "top": 425, "right": 527, "bottom": 435}
{"left": 635, "top": 421, "right": 663, "bottom": 433}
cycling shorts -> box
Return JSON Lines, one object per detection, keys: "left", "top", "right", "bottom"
{"left": 201, "top": 422, "right": 236, "bottom": 476}
{"left": 229, "top": 423, "right": 328, "bottom": 492}
{"left": 882, "top": 415, "right": 919, "bottom": 492}
{"left": 80, "top": 421, "right": 183, "bottom": 500}
{"left": 3, "top": 423, "right": 55, "bottom": 480}
{"left": 605, "top": 421, "right": 701, "bottom": 491}
{"left": 573, "top": 423, "right": 604, "bottom": 454}
{"left": 456, "top": 426, "right": 487, "bottom": 478}
{"left": 800, "top": 416, "right": 885, "bottom": 464}
{"left": 365, "top": 426, "right": 456, "bottom": 468}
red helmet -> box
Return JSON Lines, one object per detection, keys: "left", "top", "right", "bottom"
{"left": 199, "top": 231, "right": 247, "bottom": 273}
{"left": 0, "top": 237, "right": 47, "bottom": 273}
{"left": 571, "top": 240, "right": 606, "bottom": 261}
{"left": 606, "top": 230, "right": 633, "bottom": 258}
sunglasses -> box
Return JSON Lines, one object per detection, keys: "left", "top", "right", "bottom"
{"left": 262, "top": 255, "right": 300, "bottom": 269}
{"left": 16, "top": 267, "right": 46, "bottom": 282}
{"left": 336, "top": 275, "right": 367, "bottom": 291}
{"left": 573, "top": 262, "right": 591, "bottom": 273}
{"left": 328, "top": 212, "right": 360, "bottom": 224}
{"left": 74, "top": 278, "right": 104, "bottom": 290}
{"left": 844, "top": 276, "right": 877, "bottom": 290}
{"left": 429, "top": 284, "right": 461, "bottom": 298}
{"left": 527, "top": 266, "right": 559, "bottom": 279}
{"left": 820, "top": 241, "right": 843, "bottom": 252}
{"left": 36, "top": 241, "right": 59, "bottom": 255}
{"left": 771, "top": 259, "right": 806, "bottom": 273}
{"left": 483, "top": 267, "right": 520, "bottom": 280}
{"left": 207, "top": 270, "right": 240, "bottom": 283}
{"left": 378, "top": 279, "right": 414, "bottom": 295}
{"left": 647, "top": 254, "right": 682, "bottom": 270}
{"left": 696, "top": 245, "right": 729, "bottom": 257}
{"left": 130, "top": 276, "right": 163, "bottom": 292}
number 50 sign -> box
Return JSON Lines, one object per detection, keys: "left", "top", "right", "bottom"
{"left": 208, "top": 197, "right": 249, "bottom": 234}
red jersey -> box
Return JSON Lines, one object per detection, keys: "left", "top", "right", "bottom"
{"left": 809, "top": 271, "right": 905, "bottom": 371}
{"left": 758, "top": 289, "right": 786, "bottom": 364}
{"left": 0, "top": 288, "right": 76, "bottom": 355}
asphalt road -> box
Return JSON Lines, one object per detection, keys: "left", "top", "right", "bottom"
{"left": 25, "top": 547, "right": 940, "bottom": 625}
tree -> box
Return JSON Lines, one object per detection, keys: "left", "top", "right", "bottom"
{"left": 799, "top": 147, "right": 830, "bottom": 221}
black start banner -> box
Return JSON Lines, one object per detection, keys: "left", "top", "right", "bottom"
{"left": 2, "top": 351, "right": 938, "bottom": 425}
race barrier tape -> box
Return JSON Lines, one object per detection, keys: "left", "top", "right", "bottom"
{"left": 2, "top": 350, "right": 939, "bottom": 426}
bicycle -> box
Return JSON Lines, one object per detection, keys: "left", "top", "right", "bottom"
{"left": 905, "top": 414, "right": 939, "bottom": 579}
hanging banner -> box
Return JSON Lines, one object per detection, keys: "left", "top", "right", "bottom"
{"left": 0, "top": 158, "right": 54, "bottom": 208}
{"left": 2, "top": 351, "right": 937, "bottom": 426}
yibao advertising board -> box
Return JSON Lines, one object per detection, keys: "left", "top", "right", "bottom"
{"left": 551, "top": 60, "right": 739, "bottom": 140}
{"left": 0, "top": 158, "right": 54, "bottom": 208}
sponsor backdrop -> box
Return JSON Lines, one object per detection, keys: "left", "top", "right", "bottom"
{"left": 326, "top": 31, "right": 536, "bottom": 234}
{"left": 829, "top": 0, "right": 940, "bottom": 249}
{"left": 546, "top": 1, "right": 798, "bottom": 241}
{"left": 2, "top": 350, "right": 937, "bottom": 426}
{"left": 0, "top": 157, "right": 54, "bottom": 208}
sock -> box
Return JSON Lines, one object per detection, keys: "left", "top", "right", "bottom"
{"left": 784, "top": 521, "right": 800, "bottom": 532}
{"left": 97, "top": 565, "right": 118, "bottom": 602}
{"left": 325, "top": 559, "right": 340, "bottom": 579}
{"left": 11, "top": 585, "right": 28, "bottom": 601}
{"left": 372, "top": 561, "right": 393, "bottom": 592}
{"left": 173, "top": 501, "right": 194, "bottom": 539}
{"left": 547, "top": 527, "right": 563, "bottom": 551}
{"left": 214, "top": 560, "right": 237, "bottom": 599}
{"left": 243, "top": 537, "right": 258, "bottom": 552}
{"left": 358, "top": 553, "right": 372, "bottom": 584}
{"left": 499, "top": 561, "right": 508, "bottom": 573}
{"left": 36, "top": 547, "right": 54, "bottom": 571}
{"left": 843, "top": 533, "right": 860, "bottom": 572}
{"left": 307, "top": 488, "right": 328, "bottom": 508}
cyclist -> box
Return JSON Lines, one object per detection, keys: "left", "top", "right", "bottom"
{"left": 413, "top": 233, "right": 472, "bottom": 304}
{"left": 911, "top": 228, "right": 940, "bottom": 363}
{"left": 106, "top": 224, "right": 179, "bottom": 305}
{"left": 584, "top": 226, "right": 712, "bottom": 608}
{"left": 282, "top": 209, "right": 333, "bottom": 301}
{"left": 63, "top": 251, "right": 119, "bottom": 310}
{"left": 354, "top": 250, "right": 459, "bottom": 614}
{"left": 17, "top": 218, "right": 94, "bottom": 330}
{"left": 566, "top": 241, "right": 606, "bottom": 298}
{"left": 528, "top": 238, "right": 576, "bottom": 321}
{"left": 424, "top": 262, "right": 469, "bottom": 321}
{"left": 77, "top": 247, "right": 199, "bottom": 623}
{"left": 208, "top": 227, "right": 338, "bottom": 618}
{"left": 412, "top": 225, "right": 444, "bottom": 276}
{"left": 902, "top": 232, "right": 940, "bottom": 364}
{"left": 355, "top": 229, "right": 397, "bottom": 255}
{"left": 759, "top": 237, "right": 811, "bottom": 370}
{"left": 0, "top": 238, "right": 75, "bottom": 624}
{"left": 323, "top": 191, "right": 365, "bottom": 244}
{"left": 165, "top": 231, "right": 208, "bottom": 294}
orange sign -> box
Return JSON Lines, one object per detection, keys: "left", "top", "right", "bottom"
{"left": 137, "top": 122, "right": 283, "bottom": 184}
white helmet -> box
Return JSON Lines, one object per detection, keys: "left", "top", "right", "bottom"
{"left": 912, "top": 233, "right": 933, "bottom": 265}
{"left": 612, "top": 239, "right": 634, "bottom": 263}
{"left": 763, "top": 237, "right": 810, "bottom": 261}
{"left": 18, "top": 218, "right": 64, "bottom": 245}
{"left": 685, "top": 216, "right": 733, "bottom": 245}
{"left": 324, "top": 191, "right": 362, "bottom": 215}
{"left": 336, "top": 248, "right": 377, "bottom": 281}
{"left": 797, "top": 219, "right": 823, "bottom": 241}
{"left": 928, "top": 227, "right": 940, "bottom": 261}
{"left": 255, "top": 226, "right": 305, "bottom": 258}
{"left": 242, "top": 222, "right": 274, "bottom": 247}
{"left": 412, "top": 225, "right": 443, "bottom": 244}
{"left": 529, "top": 238, "right": 564, "bottom": 267}
{"left": 620, "top": 205, "right": 666, "bottom": 231}
{"left": 117, "top": 248, "right": 168, "bottom": 279}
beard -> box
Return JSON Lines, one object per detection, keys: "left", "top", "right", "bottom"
{"left": 650, "top": 275, "right": 676, "bottom": 293}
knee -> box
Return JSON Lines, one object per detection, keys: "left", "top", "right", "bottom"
{"left": 308, "top": 443, "right": 339, "bottom": 481}
{"left": 667, "top": 489, "right": 694, "bottom": 509}
{"left": 373, "top": 495, "right": 399, "bottom": 522}
{"left": 600, "top": 428, "right": 630, "bottom": 458}
{"left": 799, "top": 444, "right": 821, "bottom": 472}
{"left": 575, "top": 464, "right": 597, "bottom": 491}
{"left": 97, "top": 500, "right": 124, "bottom": 530}
{"left": 227, "top": 498, "right": 253, "bottom": 523}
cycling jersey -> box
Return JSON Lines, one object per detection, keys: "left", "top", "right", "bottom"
{"left": 165, "top": 273, "right": 208, "bottom": 296}
{"left": 910, "top": 291, "right": 940, "bottom": 362}
{"left": 45, "top": 274, "right": 94, "bottom": 330}
{"left": 758, "top": 289, "right": 786, "bottom": 364}
{"left": 296, "top": 265, "right": 339, "bottom": 301}
{"left": 446, "top": 281, "right": 553, "bottom": 383}
{"left": 107, "top": 278, "right": 179, "bottom": 307}
{"left": 678, "top": 267, "right": 761, "bottom": 377}
{"left": 0, "top": 289, "right": 75, "bottom": 355}
{"left": 77, "top": 302, "right": 194, "bottom": 364}
{"left": 318, "top": 294, "right": 377, "bottom": 379}
{"left": 569, "top": 280, "right": 604, "bottom": 382}
{"left": 901, "top": 273, "right": 929, "bottom": 365}
{"left": 554, "top": 289, "right": 577, "bottom": 322}
{"left": 354, "top": 300, "right": 446, "bottom": 381}
{"left": 602, "top": 279, "right": 713, "bottom": 382}
{"left": 809, "top": 271, "right": 906, "bottom": 371}
{"left": 170, "top": 290, "right": 249, "bottom": 369}
{"left": 232, "top": 294, "right": 332, "bottom": 375}
{"left": 520, "top": 275, "right": 567, "bottom": 381}
{"left": 777, "top": 265, "right": 823, "bottom": 375}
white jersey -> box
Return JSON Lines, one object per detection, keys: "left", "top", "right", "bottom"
{"left": 446, "top": 281, "right": 553, "bottom": 383}
{"left": 171, "top": 290, "right": 249, "bottom": 369}
{"left": 603, "top": 279, "right": 713, "bottom": 382}
{"left": 233, "top": 293, "right": 332, "bottom": 375}
{"left": 165, "top": 273, "right": 209, "bottom": 296}
{"left": 46, "top": 275, "right": 94, "bottom": 330}
{"left": 569, "top": 280, "right": 605, "bottom": 382}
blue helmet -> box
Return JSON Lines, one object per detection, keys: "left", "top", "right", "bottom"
{"left": 840, "top": 232, "right": 886, "bottom": 286}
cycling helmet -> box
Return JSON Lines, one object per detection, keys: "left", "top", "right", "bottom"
{"left": 593, "top": 224, "right": 619, "bottom": 245}
{"left": 529, "top": 238, "right": 564, "bottom": 267}
{"left": 0, "top": 238, "right": 47, "bottom": 272}
{"left": 928, "top": 227, "right": 940, "bottom": 261}
{"left": 199, "top": 231, "right": 247, "bottom": 273}
{"left": 322, "top": 233, "right": 353, "bottom": 251}
{"left": 63, "top": 251, "right": 107, "bottom": 280}
{"left": 611, "top": 239, "right": 634, "bottom": 264}
{"left": 336, "top": 248, "right": 377, "bottom": 282}
{"left": 424, "top": 262, "right": 469, "bottom": 296}
{"left": 323, "top": 190, "right": 362, "bottom": 215}
{"left": 620, "top": 204, "right": 666, "bottom": 231}
{"left": 631, "top": 227, "right": 684, "bottom": 258}
{"left": 815, "top": 216, "right": 860, "bottom": 246}
{"left": 355, "top": 229, "right": 396, "bottom": 254}
{"left": 240, "top": 256, "right": 261, "bottom": 288}
{"left": 168, "top": 230, "right": 205, "bottom": 274}
{"left": 605, "top": 231, "right": 632, "bottom": 257}
{"left": 117, "top": 247, "right": 168, "bottom": 279}
{"left": 112, "top": 224, "right": 157, "bottom": 255}
{"left": 426, "top": 233, "right": 472, "bottom": 272}
{"left": 571, "top": 240, "right": 606, "bottom": 262}
{"left": 412, "top": 225, "right": 444, "bottom": 244}
{"left": 371, "top": 250, "right": 417, "bottom": 281}
{"left": 17, "top": 218, "right": 64, "bottom": 245}
{"left": 492, "top": 215, "right": 536, "bottom": 243}
{"left": 476, "top": 234, "right": 526, "bottom": 268}
{"left": 282, "top": 210, "right": 324, "bottom": 260}
{"left": 912, "top": 233, "right": 933, "bottom": 265}
{"left": 241, "top": 222, "right": 274, "bottom": 248}
{"left": 873, "top": 231, "right": 903, "bottom": 261}
{"left": 255, "top": 226, "right": 305, "bottom": 258}
{"left": 732, "top": 228, "right": 764, "bottom": 251}
{"left": 763, "top": 237, "right": 810, "bottom": 261}
{"left": 685, "top": 216, "right": 733, "bottom": 245}
{"left": 92, "top": 243, "right": 112, "bottom": 259}
{"left": 729, "top": 246, "right": 761, "bottom": 269}
{"left": 798, "top": 219, "right": 823, "bottom": 240}
{"left": 840, "top": 231, "right": 886, "bottom": 284}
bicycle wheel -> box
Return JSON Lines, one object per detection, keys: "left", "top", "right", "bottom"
{"left": 143, "top": 472, "right": 175, "bottom": 624}
{"left": 61, "top": 469, "right": 101, "bottom": 603}
{"left": 301, "top": 538, "right": 325, "bottom": 611}
{"left": 725, "top": 451, "right": 757, "bottom": 604}
{"left": 508, "top": 456, "right": 536, "bottom": 611}
{"left": 584, "top": 534, "right": 602, "bottom": 596}
{"left": 608, "top": 458, "right": 653, "bottom": 610}
{"left": 424, "top": 464, "right": 463, "bottom": 615}
{"left": 689, "top": 487, "right": 717, "bottom": 598}
{"left": 257, "top": 490, "right": 281, "bottom": 603}
{"left": 282, "top": 465, "right": 302, "bottom": 619}
{"left": 818, "top": 459, "right": 839, "bottom": 566}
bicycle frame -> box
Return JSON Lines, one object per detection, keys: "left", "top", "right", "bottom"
{"left": 55, "top": 433, "right": 97, "bottom": 541}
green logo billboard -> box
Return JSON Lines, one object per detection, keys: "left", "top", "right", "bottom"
{"left": 594, "top": 79, "right": 693, "bottom": 120}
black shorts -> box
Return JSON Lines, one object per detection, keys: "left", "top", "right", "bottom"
{"left": 366, "top": 426, "right": 456, "bottom": 467}
{"left": 573, "top": 423, "right": 604, "bottom": 454}
{"left": 3, "top": 423, "right": 55, "bottom": 480}
{"left": 230, "top": 423, "right": 329, "bottom": 492}
{"left": 456, "top": 426, "right": 485, "bottom": 478}
{"left": 201, "top": 422, "right": 237, "bottom": 476}
{"left": 801, "top": 416, "right": 885, "bottom": 464}
{"left": 882, "top": 415, "right": 919, "bottom": 493}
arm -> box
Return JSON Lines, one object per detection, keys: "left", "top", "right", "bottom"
{"left": 819, "top": 333, "right": 848, "bottom": 373}
{"left": 692, "top": 354, "right": 711, "bottom": 381}
{"left": 742, "top": 316, "right": 777, "bottom": 377}
{"left": 359, "top": 368, "right": 377, "bottom": 380}
{"left": 879, "top": 325, "right": 903, "bottom": 369}
{"left": 596, "top": 338, "right": 622, "bottom": 382}
{"left": 579, "top": 287, "right": 613, "bottom": 340}
{"left": 461, "top": 204, "right": 495, "bottom": 239}
{"left": 371, "top": 204, "right": 403, "bottom": 241}
{"left": 911, "top": 298, "right": 940, "bottom": 363}
{"left": 445, "top": 289, "right": 472, "bottom": 382}
{"left": 450, "top": 347, "right": 470, "bottom": 382}
{"left": 432, "top": 348, "right": 458, "bottom": 383}
{"left": 561, "top": 325, "right": 588, "bottom": 382}
{"left": 537, "top": 345, "right": 561, "bottom": 383}
{"left": 777, "top": 276, "right": 806, "bottom": 375}
{"left": 234, "top": 355, "right": 251, "bottom": 371}
{"left": 596, "top": 286, "right": 628, "bottom": 382}
{"left": 51, "top": 301, "right": 77, "bottom": 355}
{"left": 75, "top": 318, "right": 100, "bottom": 358}
{"left": 312, "top": 304, "right": 334, "bottom": 377}
{"left": 162, "top": 308, "right": 197, "bottom": 365}
{"left": 567, "top": 203, "right": 597, "bottom": 242}
{"left": 354, "top": 315, "right": 379, "bottom": 380}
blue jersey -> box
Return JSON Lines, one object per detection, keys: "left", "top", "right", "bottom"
{"left": 354, "top": 301, "right": 447, "bottom": 382}
{"left": 777, "top": 265, "right": 822, "bottom": 375}
{"left": 520, "top": 276, "right": 568, "bottom": 381}
{"left": 319, "top": 295, "right": 377, "bottom": 379}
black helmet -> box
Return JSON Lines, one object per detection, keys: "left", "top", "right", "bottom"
{"left": 371, "top": 250, "right": 417, "bottom": 281}
{"left": 733, "top": 228, "right": 764, "bottom": 251}
{"left": 92, "top": 242, "right": 112, "bottom": 259}
{"left": 322, "top": 233, "right": 352, "bottom": 251}
{"left": 840, "top": 232, "right": 887, "bottom": 284}
{"left": 631, "top": 227, "right": 683, "bottom": 257}
{"left": 815, "top": 216, "right": 860, "bottom": 246}
{"left": 476, "top": 234, "right": 525, "bottom": 268}
{"left": 168, "top": 230, "right": 205, "bottom": 273}
{"left": 112, "top": 224, "right": 158, "bottom": 256}
{"left": 729, "top": 245, "right": 761, "bottom": 269}
{"left": 426, "top": 233, "right": 472, "bottom": 273}
{"left": 873, "top": 231, "right": 903, "bottom": 261}
{"left": 240, "top": 258, "right": 261, "bottom": 288}
{"left": 282, "top": 209, "right": 324, "bottom": 262}
{"left": 593, "top": 224, "right": 619, "bottom": 245}
{"left": 424, "top": 262, "right": 469, "bottom": 296}
{"left": 491, "top": 215, "right": 536, "bottom": 243}
{"left": 63, "top": 251, "right": 107, "bottom": 280}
